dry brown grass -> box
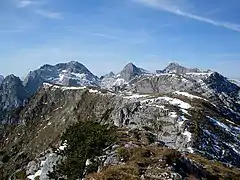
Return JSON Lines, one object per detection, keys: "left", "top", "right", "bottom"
{"left": 86, "top": 165, "right": 140, "bottom": 180}
{"left": 188, "top": 154, "right": 240, "bottom": 180}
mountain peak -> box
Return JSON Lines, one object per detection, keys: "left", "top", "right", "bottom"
{"left": 68, "top": 60, "right": 81, "bottom": 65}
{"left": 167, "top": 62, "right": 181, "bottom": 67}
{"left": 120, "top": 63, "right": 145, "bottom": 81}
{"left": 158, "top": 62, "right": 201, "bottom": 74}
{"left": 24, "top": 61, "right": 99, "bottom": 94}
{"left": 124, "top": 62, "right": 137, "bottom": 68}
{"left": 4, "top": 74, "right": 20, "bottom": 81}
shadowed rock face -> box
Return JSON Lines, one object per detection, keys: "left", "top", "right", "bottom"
{"left": 0, "top": 75, "right": 4, "bottom": 84}
{"left": 119, "top": 63, "right": 146, "bottom": 81}
{"left": 0, "top": 74, "right": 29, "bottom": 110}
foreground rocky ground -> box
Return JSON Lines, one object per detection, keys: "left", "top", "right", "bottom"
{"left": 0, "top": 83, "right": 240, "bottom": 179}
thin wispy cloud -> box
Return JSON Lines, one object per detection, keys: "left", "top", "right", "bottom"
{"left": 15, "top": 0, "right": 63, "bottom": 19}
{"left": 209, "top": 53, "right": 240, "bottom": 57}
{"left": 16, "top": 0, "right": 43, "bottom": 8}
{"left": 133, "top": 0, "right": 240, "bottom": 32}
{"left": 35, "top": 9, "right": 63, "bottom": 19}
{"left": 90, "top": 32, "right": 121, "bottom": 40}
{"left": 0, "top": 24, "right": 34, "bottom": 33}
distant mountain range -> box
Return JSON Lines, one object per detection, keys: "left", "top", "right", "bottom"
{"left": 0, "top": 61, "right": 240, "bottom": 115}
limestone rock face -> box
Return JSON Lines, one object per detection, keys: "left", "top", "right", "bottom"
{"left": 0, "top": 74, "right": 29, "bottom": 110}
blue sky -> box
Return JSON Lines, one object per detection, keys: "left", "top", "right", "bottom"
{"left": 1, "top": 0, "right": 240, "bottom": 78}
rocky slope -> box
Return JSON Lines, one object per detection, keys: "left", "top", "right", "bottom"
{"left": 0, "top": 82, "right": 240, "bottom": 179}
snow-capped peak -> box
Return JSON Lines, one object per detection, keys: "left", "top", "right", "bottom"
{"left": 157, "top": 62, "right": 202, "bottom": 74}
{"left": 23, "top": 61, "right": 99, "bottom": 94}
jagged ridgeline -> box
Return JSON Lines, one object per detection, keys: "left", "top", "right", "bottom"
{"left": 0, "top": 61, "right": 240, "bottom": 179}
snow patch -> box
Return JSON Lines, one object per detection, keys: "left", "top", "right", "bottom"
{"left": 207, "top": 116, "right": 230, "bottom": 132}
{"left": 174, "top": 91, "right": 204, "bottom": 100}
{"left": 123, "top": 94, "right": 150, "bottom": 99}
{"left": 181, "top": 109, "right": 191, "bottom": 116}
{"left": 225, "top": 119, "right": 236, "bottom": 125}
{"left": 169, "top": 112, "right": 178, "bottom": 118}
{"left": 43, "top": 83, "right": 87, "bottom": 91}
{"left": 187, "top": 147, "right": 194, "bottom": 153}
{"left": 182, "top": 131, "right": 192, "bottom": 142}
{"left": 27, "top": 170, "right": 41, "bottom": 180}
{"left": 59, "top": 142, "right": 68, "bottom": 151}
{"left": 88, "top": 89, "right": 100, "bottom": 94}
{"left": 158, "top": 97, "right": 191, "bottom": 109}
{"left": 186, "top": 72, "right": 212, "bottom": 76}
{"left": 113, "top": 78, "right": 127, "bottom": 86}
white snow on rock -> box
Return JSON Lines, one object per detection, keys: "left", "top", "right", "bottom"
{"left": 157, "top": 97, "right": 191, "bottom": 109}
{"left": 181, "top": 109, "right": 191, "bottom": 116}
{"left": 43, "top": 83, "right": 87, "bottom": 91}
{"left": 178, "top": 121, "right": 185, "bottom": 127}
{"left": 169, "top": 112, "right": 178, "bottom": 118}
{"left": 174, "top": 91, "right": 204, "bottom": 100}
{"left": 182, "top": 130, "right": 192, "bottom": 142}
{"left": 208, "top": 116, "right": 240, "bottom": 138}
{"left": 178, "top": 115, "right": 189, "bottom": 127}
{"left": 147, "top": 104, "right": 166, "bottom": 109}
{"left": 186, "top": 72, "right": 212, "bottom": 76}
{"left": 85, "top": 159, "right": 92, "bottom": 166}
{"left": 100, "top": 75, "right": 128, "bottom": 90}
{"left": 88, "top": 89, "right": 100, "bottom": 93}
{"left": 27, "top": 170, "right": 42, "bottom": 180}
{"left": 225, "top": 119, "right": 236, "bottom": 125}
{"left": 113, "top": 78, "right": 127, "bottom": 86}
{"left": 123, "top": 94, "right": 150, "bottom": 99}
{"left": 43, "top": 83, "right": 105, "bottom": 95}
{"left": 59, "top": 142, "right": 68, "bottom": 151}
{"left": 207, "top": 116, "right": 230, "bottom": 132}
{"left": 187, "top": 147, "right": 194, "bottom": 153}
{"left": 225, "top": 143, "right": 240, "bottom": 155}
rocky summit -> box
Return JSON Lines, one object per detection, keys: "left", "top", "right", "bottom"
{"left": 23, "top": 61, "right": 99, "bottom": 95}
{"left": 156, "top": 62, "right": 203, "bottom": 74}
{"left": 0, "top": 61, "right": 240, "bottom": 180}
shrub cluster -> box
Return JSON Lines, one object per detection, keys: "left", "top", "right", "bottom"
{"left": 49, "top": 120, "right": 116, "bottom": 179}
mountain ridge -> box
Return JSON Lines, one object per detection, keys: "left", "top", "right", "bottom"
{"left": 1, "top": 81, "right": 240, "bottom": 179}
